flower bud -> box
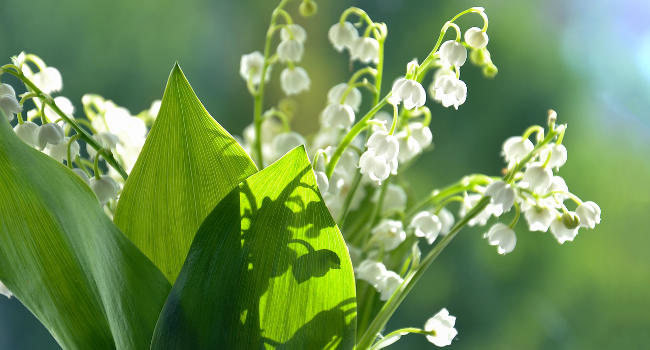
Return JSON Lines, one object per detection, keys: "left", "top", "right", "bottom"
{"left": 299, "top": 0, "right": 317, "bottom": 17}
{"left": 482, "top": 63, "right": 498, "bottom": 78}
{"left": 37, "top": 123, "right": 65, "bottom": 150}
{"left": 14, "top": 121, "right": 40, "bottom": 147}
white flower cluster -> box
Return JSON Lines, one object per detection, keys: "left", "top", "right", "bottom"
{"left": 328, "top": 21, "right": 379, "bottom": 64}
{"left": 2, "top": 53, "right": 159, "bottom": 211}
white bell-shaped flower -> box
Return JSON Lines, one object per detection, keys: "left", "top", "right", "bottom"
{"left": 439, "top": 40, "right": 467, "bottom": 67}
{"left": 424, "top": 308, "right": 458, "bottom": 347}
{"left": 397, "top": 135, "right": 421, "bottom": 163}
{"left": 464, "top": 27, "right": 489, "bottom": 49}
{"left": 461, "top": 193, "right": 497, "bottom": 227}
{"left": 277, "top": 39, "right": 304, "bottom": 62}
{"left": 367, "top": 131, "right": 399, "bottom": 160}
{"left": 388, "top": 77, "right": 426, "bottom": 110}
{"left": 438, "top": 207, "right": 455, "bottom": 235}
{"left": 375, "top": 184, "right": 407, "bottom": 215}
{"left": 0, "top": 281, "right": 12, "bottom": 298}
{"left": 359, "top": 131, "right": 399, "bottom": 184}
{"left": 524, "top": 205, "right": 556, "bottom": 232}
{"left": 540, "top": 143, "right": 568, "bottom": 170}
{"left": 370, "top": 111, "right": 392, "bottom": 133}
{"left": 32, "top": 67, "right": 63, "bottom": 94}
{"left": 14, "top": 121, "right": 40, "bottom": 147}
{"left": 410, "top": 211, "right": 442, "bottom": 244}
{"left": 355, "top": 260, "right": 387, "bottom": 287}
{"left": 72, "top": 168, "right": 90, "bottom": 184}
{"left": 328, "top": 21, "right": 359, "bottom": 52}
{"left": 327, "top": 83, "right": 362, "bottom": 111}
{"left": 431, "top": 75, "right": 467, "bottom": 110}
{"left": 90, "top": 175, "right": 120, "bottom": 205}
{"left": 320, "top": 104, "right": 355, "bottom": 129}
{"left": 280, "top": 67, "right": 310, "bottom": 95}
{"left": 576, "top": 201, "right": 601, "bottom": 229}
{"left": 280, "top": 24, "right": 307, "bottom": 43}
{"left": 484, "top": 223, "right": 517, "bottom": 255}
{"left": 377, "top": 271, "right": 403, "bottom": 301}
{"left": 270, "top": 132, "right": 306, "bottom": 162}
{"left": 351, "top": 37, "right": 380, "bottom": 64}
{"left": 46, "top": 137, "right": 79, "bottom": 163}
{"left": 550, "top": 212, "right": 580, "bottom": 244}
{"left": 410, "top": 122, "right": 433, "bottom": 149}
{"left": 240, "top": 51, "right": 270, "bottom": 86}
{"left": 87, "top": 132, "right": 120, "bottom": 159}
{"left": 0, "top": 83, "right": 22, "bottom": 121}
{"left": 359, "top": 152, "right": 391, "bottom": 184}
{"left": 371, "top": 219, "right": 406, "bottom": 251}
{"left": 522, "top": 165, "right": 553, "bottom": 194}
{"left": 37, "top": 123, "right": 65, "bottom": 150}
{"left": 502, "top": 136, "right": 534, "bottom": 164}
{"left": 485, "top": 180, "right": 516, "bottom": 214}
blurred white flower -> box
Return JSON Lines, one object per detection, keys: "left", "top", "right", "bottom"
{"left": 320, "top": 104, "right": 355, "bottom": 129}
{"left": 410, "top": 211, "right": 442, "bottom": 244}
{"left": 240, "top": 51, "right": 270, "bottom": 86}
{"left": 424, "top": 308, "right": 458, "bottom": 347}
{"left": 439, "top": 40, "right": 467, "bottom": 67}
{"left": 31, "top": 67, "right": 63, "bottom": 94}
{"left": 327, "top": 83, "right": 362, "bottom": 111}
{"left": 270, "top": 132, "right": 306, "bottom": 162}
{"left": 0, "top": 83, "right": 22, "bottom": 121}
{"left": 280, "top": 24, "right": 307, "bottom": 43}
{"left": 314, "top": 170, "right": 329, "bottom": 193}
{"left": 484, "top": 222, "right": 516, "bottom": 254}
{"left": 277, "top": 39, "right": 304, "bottom": 62}
{"left": 374, "top": 184, "right": 407, "bottom": 215}
{"left": 328, "top": 21, "right": 359, "bottom": 52}
{"left": 377, "top": 270, "right": 403, "bottom": 301}
{"left": 522, "top": 165, "right": 553, "bottom": 193}
{"left": 45, "top": 137, "right": 79, "bottom": 163}
{"left": 371, "top": 219, "right": 406, "bottom": 251}
{"left": 72, "top": 168, "right": 90, "bottom": 184}
{"left": 355, "top": 260, "right": 387, "bottom": 287}
{"left": 464, "top": 27, "right": 489, "bottom": 49}
{"left": 280, "top": 67, "right": 310, "bottom": 95}
{"left": 14, "top": 121, "right": 40, "bottom": 147}
{"left": 388, "top": 77, "right": 426, "bottom": 110}
{"left": 351, "top": 37, "right": 380, "bottom": 64}
{"left": 438, "top": 207, "right": 455, "bottom": 235}
{"left": 502, "top": 136, "right": 534, "bottom": 165}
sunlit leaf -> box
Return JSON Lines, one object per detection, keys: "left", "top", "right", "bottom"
{"left": 114, "top": 64, "right": 258, "bottom": 282}
{"left": 0, "top": 116, "right": 171, "bottom": 349}
{"left": 151, "top": 146, "right": 357, "bottom": 349}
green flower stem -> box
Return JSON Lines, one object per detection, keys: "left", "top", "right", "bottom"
{"left": 368, "top": 327, "right": 432, "bottom": 350}
{"left": 253, "top": 0, "right": 292, "bottom": 167}
{"left": 1, "top": 67, "right": 128, "bottom": 180}
{"left": 356, "top": 196, "right": 491, "bottom": 350}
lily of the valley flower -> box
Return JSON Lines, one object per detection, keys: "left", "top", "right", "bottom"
{"left": 240, "top": 51, "right": 271, "bottom": 86}
{"left": 576, "top": 201, "right": 601, "bottom": 229}
{"left": 359, "top": 131, "right": 399, "bottom": 184}
{"left": 320, "top": 104, "right": 355, "bottom": 129}
{"left": 328, "top": 21, "right": 359, "bottom": 52}
{"left": 439, "top": 40, "right": 467, "bottom": 67}
{"left": 327, "top": 83, "right": 362, "bottom": 111}
{"left": 550, "top": 212, "right": 580, "bottom": 244}
{"left": 280, "top": 24, "right": 307, "bottom": 43}
{"left": 464, "top": 27, "right": 489, "bottom": 49}
{"left": 410, "top": 211, "right": 443, "bottom": 244}
{"left": 37, "top": 123, "right": 64, "bottom": 150}
{"left": 371, "top": 219, "right": 406, "bottom": 251}
{"left": 522, "top": 165, "right": 553, "bottom": 193}
{"left": 13, "top": 121, "right": 40, "bottom": 147}
{"left": 484, "top": 222, "right": 517, "bottom": 255}
{"left": 485, "top": 180, "right": 515, "bottom": 214}
{"left": 351, "top": 37, "right": 380, "bottom": 64}
{"left": 90, "top": 175, "right": 120, "bottom": 205}
{"left": 424, "top": 308, "right": 458, "bottom": 347}
{"left": 502, "top": 136, "right": 534, "bottom": 165}
{"left": 280, "top": 66, "right": 310, "bottom": 95}
{"left": 0, "top": 83, "right": 22, "bottom": 121}
{"left": 389, "top": 77, "right": 426, "bottom": 110}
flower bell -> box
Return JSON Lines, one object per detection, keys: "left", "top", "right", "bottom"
{"left": 431, "top": 75, "right": 467, "bottom": 110}
{"left": 14, "top": 121, "right": 40, "bottom": 147}
{"left": 389, "top": 77, "right": 426, "bottom": 110}
{"left": 90, "top": 175, "right": 120, "bottom": 205}
{"left": 32, "top": 67, "right": 63, "bottom": 94}
{"left": 0, "top": 83, "right": 22, "bottom": 121}
{"left": 576, "top": 201, "right": 601, "bottom": 229}
{"left": 550, "top": 212, "right": 580, "bottom": 244}
{"left": 524, "top": 205, "right": 556, "bottom": 232}
{"left": 485, "top": 180, "right": 515, "bottom": 214}
{"left": 377, "top": 271, "right": 403, "bottom": 301}
{"left": 327, "top": 83, "right": 362, "bottom": 111}
{"left": 270, "top": 132, "right": 306, "bottom": 162}
{"left": 359, "top": 131, "right": 399, "bottom": 184}
{"left": 540, "top": 143, "right": 568, "bottom": 170}
{"left": 280, "top": 67, "right": 310, "bottom": 95}
{"left": 424, "top": 308, "right": 458, "bottom": 347}
{"left": 280, "top": 24, "right": 307, "bottom": 43}
{"left": 37, "top": 123, "right": 65, "bottom": 150}
{"left": 277, "top": 39, "right": 304, "bottom": 62}
{"left": 522, "top": 165, "right": 553, "bottom": 193}
{"left": 371, "top": 219, "right": 406, "bottom": 251}
{"left": 439, "top": 40, "right": 467, "bottom": 67}
{"left": 351, "top": 37, "right": 380, "bottom": 64}
{"left": 464, "top": 27, "right": 489, "bottom": 49}
{"left": 410, "top": 211, "right": 443, "bottom": 244}
{"left": 46, "top": 137, "right": 79, "bottom": 162}
{"left": 320, "top": 104, "right": 355, "bottom": 129}
{"left": 240, "top": 51, "right": 270, "bottom": 86}
{"left": 328, "top": 21, "right": 359, "bottom": 52}
{"left": 484, "top": 222, "right": 517, "bottom": 254}
{"left": 502, "top": 136, "right": 534, "bottom": 164}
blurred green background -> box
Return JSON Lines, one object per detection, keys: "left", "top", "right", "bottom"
{"left": 1, "top": 0, "right": 649, "bottom": 349}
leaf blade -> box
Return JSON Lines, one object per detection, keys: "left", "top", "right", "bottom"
{"left": 114, "top": 64, "right": 257, "bottom": 282}
{"left": 152, "top": 146, "right": 357, "bottom": 349}
{"left": 0, "top": 116, "right": 171, "bottom": 350}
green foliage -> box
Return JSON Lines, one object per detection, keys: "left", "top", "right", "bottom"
{"left": 0, "top": 115, "right": 171, "bottom": 350}
{"left": 151, "top": 146, "right": 357, "bottom": 349}
{"left": 114, "top": 64, "right": 257, "bottom": 282}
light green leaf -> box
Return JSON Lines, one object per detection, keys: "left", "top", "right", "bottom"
{"left": 114, "top": 64, "right": 257, "bottom": 282}
{"left": 151, "top": 146, "right": 357, "bottom": 349}
{"left": 0, "top": 115, "right": 171, "bottom": 349}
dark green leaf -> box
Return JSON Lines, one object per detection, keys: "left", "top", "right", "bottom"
{"left": 0, "top": 115, "right": 171, "bottom": 349}
{"left": 114, "top": 64, "right": 257, "bottom": 282}
{"left": 151, "top": 146, "right": 357, "bottom": 349}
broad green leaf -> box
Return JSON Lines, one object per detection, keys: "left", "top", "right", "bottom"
{"left": 114, "top": 64, "right": 257, "bottom": 282}
{"left": 151, "top": 146, "right": 357, "bottom": 349}
{"left": 0, "top": 116, "right": 171, "bottom": 350}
